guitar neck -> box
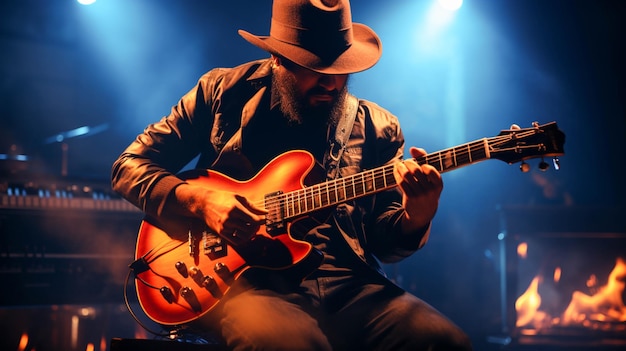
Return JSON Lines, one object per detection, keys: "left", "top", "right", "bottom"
{"left": 280, "top": 138, "right": 491, "bottom": 220}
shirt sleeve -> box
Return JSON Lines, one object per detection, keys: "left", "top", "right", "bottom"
{"left": 110, "top": 73, "right": 216, "bottom": 218}
{"left": 358, "top": 101, "right": 432, "bottom": 263}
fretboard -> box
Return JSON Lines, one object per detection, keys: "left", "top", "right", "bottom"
{"left": 279, "top": 138, "right": 491, "bottom": 220}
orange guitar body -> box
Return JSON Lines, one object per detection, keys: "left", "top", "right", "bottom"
{"left": 133, "top": 150, "right": 322, "bottom": 325}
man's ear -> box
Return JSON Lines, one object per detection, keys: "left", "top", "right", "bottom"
{"left": 271, "top": 55, "right": 282, "bottom": 69}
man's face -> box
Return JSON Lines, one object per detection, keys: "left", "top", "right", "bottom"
{"left": 272, "top": 57, "right": 349, "bottom": 125}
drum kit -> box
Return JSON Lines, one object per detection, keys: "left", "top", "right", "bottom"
{"left": 1, "top": 123, "right": 108, "bottom": 177}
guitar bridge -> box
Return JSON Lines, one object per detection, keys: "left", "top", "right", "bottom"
{"left": 265, "top": 190, "right": 286, "bottom": 235}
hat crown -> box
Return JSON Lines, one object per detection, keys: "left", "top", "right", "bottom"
{"left": 238, "top": 0, "right": 381, "bottom": 74}
{"left": 270, "top": 0, "right": 354, "bottom": 61}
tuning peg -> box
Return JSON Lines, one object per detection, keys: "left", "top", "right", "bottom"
{"left": 538, "top": 158, "right": 550, "bottom": 171}
{"left": 520, "top": 161, "right": 530, "bottom": 173}
{"left": 552, "top": 157, "right": 560, "bottom": 170}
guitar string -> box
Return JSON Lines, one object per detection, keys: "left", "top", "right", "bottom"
{"left": 143, "top": 238, "right": 187, "bottom": 263}
{"left": 255, "top": 131, "right": 539, "bottom": 215}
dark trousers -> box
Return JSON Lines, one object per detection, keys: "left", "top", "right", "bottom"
{"left": 201, "top": 268, "right": 473, "bottom": 351}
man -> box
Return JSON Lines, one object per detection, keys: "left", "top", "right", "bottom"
{"left": 111, "top": 0, "right": 472, "bottom": 350}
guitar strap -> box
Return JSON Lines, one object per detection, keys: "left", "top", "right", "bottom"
{"left": 324, "top": 94, "right": 358, "bottom": 180}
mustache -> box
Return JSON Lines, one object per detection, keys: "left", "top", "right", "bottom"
{"left": 307, "top": 87, "right": 339, "bottom": 98}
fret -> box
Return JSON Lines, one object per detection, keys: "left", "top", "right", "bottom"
{"left": 483, "top": 138, "right": 491, "bottom": 159}
{"left": 364, "top": 170, "right": 374, "bottom": 192}
{"left": 448, "top": 148, "right": 459, "bottom": 168}
{"left": 438, "top": 152, "right": 443, "bottom": 172}
{"left": 349, "top": 176, "right": 355, "bottom": 198}
{"left": 308, "top": 186, "right": 314, "bottom": 211}
{"left": 323, "top": 183, "right": 330, "bottom": 207}
{"left": 296, "top": 189, "right": 301, "bottom": 215}
{"left": 296, "top": 191, "right": 301, "bottom": 216}
{"left": 315, "top": 186, "right": 320, "bottom": 208}
{"left": 317, "top": 185, "right": 324, "bottom": 208}
{"left": 382, "top": 167, "right": 388, "bottom": 188}
{"left": 359, "top": 172, "right": 366, "bottom": 195}
{"left": 284, "top": 192, "right": 292, "bottom": 218}
{"left": 281, "top": 192, "right": 288, "bottom": 218}
{"left": 291, "top": 191, "right": 297, "bottom": 217}
{"left": 339, "top": 178, "right": 348, "bottom": 201}
{"left": 307, "top": 186, "right": 314, "bottom": 211}
{"left": 304, "top": 187, "right": 311, "bottom": 213}
{"left": 372, "top": 170, "right": 379, "bottom": 191}
{"left": 303, "top": 189, "right": 308, "bottom": 213}
{"left": 321, "top": 184, "right": 328, "bottom": 207}
{"left": 326, "top": 181, "right": 334, "bottom": 205}
{"left": 278, "top": 194, "right": 285, "bottom": 219}
{"left": 313, "top": 185, "right": 321, "bottom": 210}
{"left": 385, "top": 167, "right": 396, "bottom": 188}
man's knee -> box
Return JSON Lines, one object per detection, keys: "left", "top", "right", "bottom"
{"left": 219, "top": 292, "right": 331, "bottom": 351}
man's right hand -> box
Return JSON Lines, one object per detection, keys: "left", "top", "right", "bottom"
{"left": 174, "top": 183, "right": 267, "bottom": 244}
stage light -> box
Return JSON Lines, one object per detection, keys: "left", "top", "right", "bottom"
{"left": 77, "top": 0, "right": 96, "bottom": 5}
{"left": 437, "top": 0, "right": 463, "bottom": 12}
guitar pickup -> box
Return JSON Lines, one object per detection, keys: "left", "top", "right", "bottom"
{"left": 265, "top": 190, "right": 286, "bottom": 235}
{"left": 202, "top": 230, "right": 227, "bottom": 260}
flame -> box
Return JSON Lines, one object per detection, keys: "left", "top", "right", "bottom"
{"left": 515, "top": 257, "right": 626, "bottom": 331}
{"left": 515, "top": 276, "right": 550, "bottom": 328}
{"left": 562, "top": 257, "right": 626, "bottom": 326}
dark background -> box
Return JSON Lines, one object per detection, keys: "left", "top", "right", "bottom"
{"left": 1, "top": 0, "right": 625, "bottom": 350}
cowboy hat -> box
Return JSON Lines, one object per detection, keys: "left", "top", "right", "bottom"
{"left": 238, "top": 0, "right": 382, "bottom": 74}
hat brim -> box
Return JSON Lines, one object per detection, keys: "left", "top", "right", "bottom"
{"left": 238, "top": 23, "right": 382, "bottom": 75}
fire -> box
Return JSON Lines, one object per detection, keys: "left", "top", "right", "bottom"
{"left": 516, "top": 257, "right": 626, "bottom": 330}
{"left": 562, "top": 257, "right": 626, "bottom": 326}
{"left": 515, "top": 276, "right": 551, "bottom": 329}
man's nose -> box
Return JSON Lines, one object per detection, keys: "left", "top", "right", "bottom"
{"left": 317, "top": 74, "right": 338, "bottom": 91}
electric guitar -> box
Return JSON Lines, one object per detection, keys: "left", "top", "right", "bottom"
{"left": 130, "top": 121, "right": 565, "bottom": 325}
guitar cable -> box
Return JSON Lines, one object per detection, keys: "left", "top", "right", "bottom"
{"left": 123, "top": 268, "right": 178, "bottom": 338}
{"left": 123, "top": 263, "right": 213, "bottom": 343}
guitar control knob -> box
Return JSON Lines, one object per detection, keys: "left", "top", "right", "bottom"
{"left": 214, "top": 262, "right": 233, "bottom": 285}
{"left": 159, "top": 286, "right": 175, "bottom": 304}
{"left": 175, "top": 261, "right": 189, "bottom": 278}
{"left": 202, "top": 275, "right": 223, "bottom": 298}
{"left": 189, "top": 267, "right": 205, "bottom": 286}
{"left": 538, "top": 159, "right": 550, "bottom": 171}
{"left": 180, "top": 287, "right": 202, "bottom": 312}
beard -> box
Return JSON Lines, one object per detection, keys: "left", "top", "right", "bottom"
{"left": 272, "top": 68, "right": 349, "bottom": 127}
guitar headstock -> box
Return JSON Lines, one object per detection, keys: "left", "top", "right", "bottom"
{"left": 490, "top": 122, "right": 565, "bottom": 170}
